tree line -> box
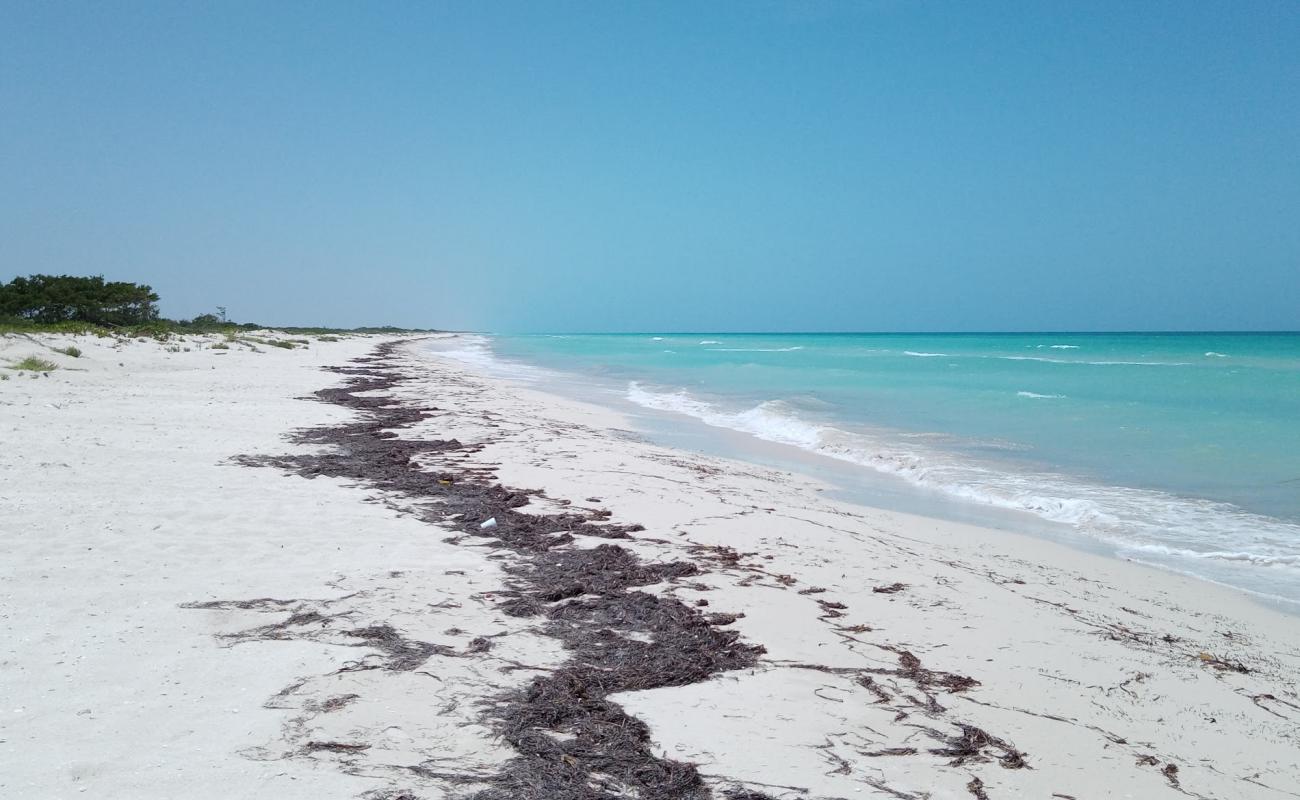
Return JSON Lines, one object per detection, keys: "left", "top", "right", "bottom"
{"left": 0, "top": 273, "right": 260, "bottom": 331}
{"left": 0, "top": 274, "right": 161, "bottom": 327}
{"left": 1, "top": 273, "right": 438, "bottom": 334}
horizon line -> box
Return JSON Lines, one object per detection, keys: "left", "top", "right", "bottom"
{"left": 476, "top": 329, "right": 1300, "bottom": 336}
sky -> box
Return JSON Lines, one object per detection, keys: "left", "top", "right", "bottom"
{"left": 1, "top": 1, "right": 1298, "bottom": 332}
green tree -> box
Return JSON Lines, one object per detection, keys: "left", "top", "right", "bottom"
{"left": 0, "top": 275, "right": 160, "bottom": 326}
{"left": 184, "top": 313, "right": 224, "bottom": 330}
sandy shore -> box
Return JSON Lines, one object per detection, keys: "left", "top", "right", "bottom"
{"left": 3, "top": 332, "right": 1298, "bottom": 799}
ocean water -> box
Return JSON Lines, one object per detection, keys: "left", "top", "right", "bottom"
{"left": 430, "top": 333, "right": 1300, "bottom": 608}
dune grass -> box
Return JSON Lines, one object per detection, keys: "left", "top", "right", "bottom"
{"left": 239, "top": 335, "right": 296, "bottom": 349}
{"left": 9, "top": 356, "right": 58, "bottom": 372}
{"left": 55, "top": 345, "right": 82, "bottom": 358}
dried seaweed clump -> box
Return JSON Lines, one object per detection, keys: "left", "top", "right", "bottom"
{"left": 922, "top": 724, "right": 1027, "bottom": 769}
{"left": 226, "top": 343, "right": 767, "bottom": 800}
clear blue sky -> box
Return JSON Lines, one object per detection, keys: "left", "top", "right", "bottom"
{"left": 2, "top": 1, "right": 1297, "bottom": 332}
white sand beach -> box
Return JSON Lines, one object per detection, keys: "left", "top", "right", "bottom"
{"left": 3, "top": 332, "right": 1298, "bottom": 800}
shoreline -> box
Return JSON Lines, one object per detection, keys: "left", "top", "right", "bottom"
{"left": 460, "top": 329, "right": 1300, "bottom": 611}
{"left": 4, "top": 332, "right": 1299, "bottom": 798}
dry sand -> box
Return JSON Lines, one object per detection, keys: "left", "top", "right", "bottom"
{"left": 2, "top": 332, "right": 1298, "bottom": 799}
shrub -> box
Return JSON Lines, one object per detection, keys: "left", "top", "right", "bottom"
{"left": 0, "top": 274, "right": 159, "bottom": 326}
{"left": 10, "top": 356, "right": 58, "bottom": 372}
{"left": 131, "top": 321, "right": 173, "bottom": 341}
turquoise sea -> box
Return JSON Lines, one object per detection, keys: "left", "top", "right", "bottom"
{"left": 431, "top": 333, "right": 1300, "bottom": 608}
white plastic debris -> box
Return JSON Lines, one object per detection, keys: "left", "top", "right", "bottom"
{"left": 479, "top": 517, "right": 498, "bottom": 530}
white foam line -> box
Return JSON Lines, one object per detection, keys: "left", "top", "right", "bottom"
{"left": 624, "top": 381, "right": 1300, "bottom": 576}
{"left": 1001, "top": 356, "right": 1191, "bottom": 366}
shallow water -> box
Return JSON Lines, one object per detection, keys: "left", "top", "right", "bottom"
{"left": 428, "top": 332, "right": 1300, "bottom": 608}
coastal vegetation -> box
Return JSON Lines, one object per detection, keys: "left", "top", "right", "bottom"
{"left": 0, "top": 273, "right": 439, "bottom": 339}
{"left": 0, "top": 274, "right": 159, "bottom": 327}
{"left": 8, "top": 356, "right": 58, "bottom": 372}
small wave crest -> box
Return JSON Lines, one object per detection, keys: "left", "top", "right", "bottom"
{"left": 1001, "top": 356, "right": 1191, "bottom": 366}
{"left": 904, "top": 351, "right": 948, "bottom": 357}
{"left": 709, "top": 346, "right": 805, "bottom": 352}
{"left": 1129, "top": 544, "right": 1300, "bottom": 568}
{"left": 627, "top": 383, "right": 823, "bottom": 448}
{"left": 1017, "top": 391, "right": 1066, "bottom": 399}
{"left": 1205, "top": 351, "right": 1228, "bottom": 358}
{"left": 422, "top": 335, "right": 555, "bottom": 382}
{"left": 624, "top": 381, "right": 1300, "bottom": 577}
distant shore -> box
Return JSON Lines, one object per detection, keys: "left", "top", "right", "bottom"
{"left": 3, "top": 331, "right": 1298, "bottom": 799}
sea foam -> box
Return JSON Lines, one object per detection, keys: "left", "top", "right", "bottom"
{"left": 624, "top": 381, "right": 1300, "bottom": 580}
{"left": 1000, "top": 355, "right": 1191, "bottom": 366}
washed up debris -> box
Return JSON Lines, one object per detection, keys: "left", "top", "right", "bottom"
{"left": 1162, "top": 763, "right": 1181, "bottom": 787}
{"left": 204, "top": 340, "right": 1048, "bottom": 799}
{"left": 923, "top": 723, "right": 1027, "bottom": 769}
{"left": 305, "top": 740, "right": 371, "bottom": 754}
{"left": 1197, "top": 651, "right": 1249, "bottom": 673}
{"left": 220, "top": 342, "right": 763, "bottom": 799}
{"left": 862, "top": 747, "right": 918, "bottom": 757}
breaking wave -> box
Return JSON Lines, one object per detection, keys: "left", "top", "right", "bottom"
{"left": 625, "top": 382, "right": 1300, "bottom": 578}
{"left": 1000, "top": 356, "right": 1191, "bottom": 366}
